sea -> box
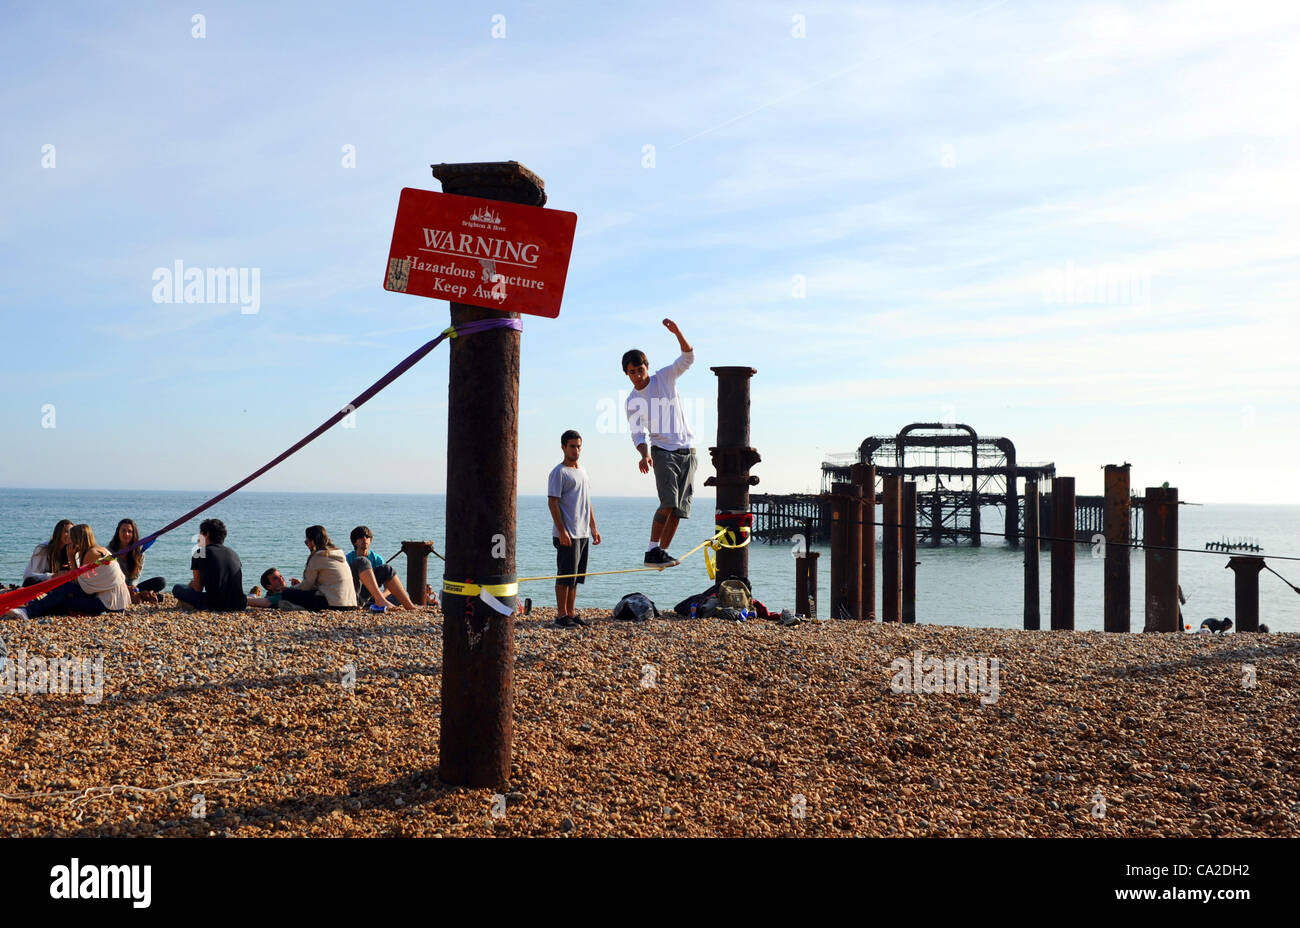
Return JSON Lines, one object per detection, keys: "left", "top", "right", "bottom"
{"left": 2, "top": 489, "right": 1297, "bottom": 633}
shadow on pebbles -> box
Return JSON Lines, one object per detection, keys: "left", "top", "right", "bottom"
{"left": 2, "top": 604, "right": 1298, "bottom": 837}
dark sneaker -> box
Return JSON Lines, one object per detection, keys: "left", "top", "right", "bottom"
{"left": 554, "top": 615, "right": 575, "bottom": 628}
{"left": 644, "top": 547, "right": 675, "bottom": 565}
{"left": 570, "top": 613, "right": 589, "bottom": 627}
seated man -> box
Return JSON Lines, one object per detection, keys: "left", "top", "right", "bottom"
{"left": 172, "top": 518, "right": 247, "bottom": 612}
{"left": 346, "top": 526, "right": 421, "bottom": 611}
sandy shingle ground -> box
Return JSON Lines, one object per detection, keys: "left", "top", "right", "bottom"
{"left": 2, "top": 603, "right": 1297, "bottom": 837}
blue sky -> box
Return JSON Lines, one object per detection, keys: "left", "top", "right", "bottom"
{"left": 2, "top": 0, "right": 1298, "bottom": 504}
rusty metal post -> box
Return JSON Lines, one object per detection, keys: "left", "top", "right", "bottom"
{"left": 705, "top": 367, "right": 760, "bottom": 588}
{"left": 401, "top": 540, "right": 435, "bottom": 606}
{"left": 432, "top": 160, "right": 541, "bottom": 788}
{"left": 847, "top": 480, "right": 863, "bottom": 618}
{"left": 852, "top": 463, "right": 876, "bottom": 621}
{"left": 1050, "top": 476, "right": 1075, "bottom": 630}
{"left": 881, "top": 475, "right": 902, "bottom": 623}
{"left": 902, "top": 481, "right": 918, "bottom": 623}
{"left": 930, "top": 493, "right": 942, "bottom": 547}
{"left": 1103, "top": 465, "right": 1131, "bottom": 633}
{"left": 1144, "top": 486, "right": 1179, "bottom": 633}
{"left": 1226, "top": 556, "right": 1265, "bottom": 633}
{"left": 1024, "top": 479, "right": 1040, "bottom": 630}
{"left": 830, "top": 483, "right": 853, "bottom": 619}
{"left": 795, "top": 551, "right": 820, "bottom": 618}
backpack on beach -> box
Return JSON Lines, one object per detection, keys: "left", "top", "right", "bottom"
{"left": 613, "top": 593, "right": 658, "bottom": 622}
{"left": 717, "top": 579, "right": 752, "bottom": 612}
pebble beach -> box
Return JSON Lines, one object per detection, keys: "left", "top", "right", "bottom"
{"left": 2, "top": 602, "right": 1298, "bottom": 838}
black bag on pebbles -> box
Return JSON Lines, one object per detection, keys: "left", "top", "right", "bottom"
{"left": 613, "top": 593, "right": 659, "bottom": 622}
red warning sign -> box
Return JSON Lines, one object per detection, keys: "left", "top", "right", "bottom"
{"left": 383, "top": 188, "right": 577, "bottom": 318}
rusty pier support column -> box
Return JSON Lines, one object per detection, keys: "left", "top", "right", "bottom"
{"left": 401, "top": 540, "right": 435, "bottom": 606}
{"left": 829, "top": 483, "right": 854, "bottom": 619}
{"left": 1226, "top": 556, "right": 1265, "bottom": 633}
{"left": 1050, "top": 476, "right": 1075, "bottom": 630}
{"left": 1103, "top": 465, "right": 1131, "bottom": 633}
{"left": 432, "top": 160, "right": 541, "bottom": 788}
{"left": 1024, "top": 479, "right": 1040, "bottom": 629}
{"left": 705, "top": 367, "right": 760, "bottom": 588}
{"left": 902, "top": 481, "right": 918, "bottom": 623}
{"left": 795, "top": 551, "right": 819, "bottom": 618}
{"left": 1144, "top": 486, "right": 1179, "bottom": 633}
{"left": 881, "top": 475, "right": 902, "bottom": 622}
{"left": 852, "top": 463, "right": 876, "bottom": 620}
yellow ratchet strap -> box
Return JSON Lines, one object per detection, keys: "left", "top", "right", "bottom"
{"left": 714, "top": 525, "right": 753, "bottom": 549}
{"left": 442, "top": 579, "right": 519, "bottom": 598}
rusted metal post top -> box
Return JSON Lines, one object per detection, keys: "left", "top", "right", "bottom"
{"left": 431, "top": 161, "right": 547, "bottom": 205}
{"left": 710, "top": 366, "right": 758, "bottom": 376}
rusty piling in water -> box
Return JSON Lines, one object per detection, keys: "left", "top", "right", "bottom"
{"left": 1226, "top": 556, "right": 1265, "bottom": 632}
{"left": 881, "top": 475, "right": 902, "bottom": 622}
{"left": 1050, "top": 476, "right": 1075, "bottom": 630}
{"left": 1024, "top": 479, "right": 1040, "bottom": 630}
{"left": 1144, "top": 485, "right": 1179, "bottom": 633}
{"left": 830, "top": 482, "right": 855, "bottom": 619}
{"left": 1103, "top": 464, "right": 1131, "bottom": 633}
{"left": 902, "top": 480, "right": 917, "bottom": 623}
{"left": 704, "top": 366, "right": 760, "bottom": 588}
{"left": 852, "top": 463, "right": 876, "bottom": 621}
{"left": 432, "top": 160, "right": 542, "bottom": 788}
{"left": 401, "top": 540, "right": 435, "bottom": 606}
{"left": 795, "top": 550, "right": 819, "bottom": 618}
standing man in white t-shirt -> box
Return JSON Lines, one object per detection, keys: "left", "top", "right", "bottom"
{"left": 547, "top": 430, "right": 601, "bottom": 629}
{"left": 623, "top": 318, "right": 696, "bottom": 565}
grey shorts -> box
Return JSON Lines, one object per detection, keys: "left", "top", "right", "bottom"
{"left": 651, "top": 446, "right": 696, "bottom": 518}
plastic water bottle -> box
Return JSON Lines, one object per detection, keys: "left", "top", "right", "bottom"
{"left": 738, "top": 608, "right": 749, "bottom": 622}
{"left": 689, "top": 603, "right": 698, "bottom": 619}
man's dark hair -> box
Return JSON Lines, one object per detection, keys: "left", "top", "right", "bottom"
{"left": 621, "top": 349, "right": 647, "bottom": 373}
{"left": 560, "top": 429, "right": 582, "bottom": 446}
{"left": 260, "top": 567, "right": 278, "bottom": 588}
{"left": 350, "top": 525, "right": 372, "bottom": 546}
{"left": 199, "top": 518, "right": 227, "bottom": 545}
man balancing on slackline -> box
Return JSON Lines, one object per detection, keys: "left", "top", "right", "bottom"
{"left": 623, "top": 318, "right": 696, "bottom": 566}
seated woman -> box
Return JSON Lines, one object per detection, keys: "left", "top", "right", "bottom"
{"left": 346, "top": 526, "right": 420, "bottom": 611}
{"left": 279, "top": 526, "right": 358, "bottom": 612}
{"left": 16, "top": 524, "right": 130, "bottom": 619}
{"left": 22, "top": 519, "right": 73, "bottom": 586}
{"left": 107, "top": 518, "right": 166, "bottom": 604}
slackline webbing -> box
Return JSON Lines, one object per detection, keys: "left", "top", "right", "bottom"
{"left": 0, "top": 317, "right": 520, "bottom": 614}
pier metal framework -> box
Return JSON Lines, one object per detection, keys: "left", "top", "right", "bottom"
{"left": 753, "top": 424, "right": 1146, "bottom": 547}
{"left": 819, "top": 423, "right": 1054, "bottom": 548}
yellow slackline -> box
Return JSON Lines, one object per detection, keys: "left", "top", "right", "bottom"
{"left": 516, "top": 527, "right": 729, "bottom": 584}
{"left": 442, "top": 579, "right": 519, "bottom": 598}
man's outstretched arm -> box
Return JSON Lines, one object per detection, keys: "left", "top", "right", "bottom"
{"left": 664, "top": 318, "right": 692, "bottom": 353}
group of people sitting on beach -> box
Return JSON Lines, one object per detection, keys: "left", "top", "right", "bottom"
{"left": 3, "top": 517, "right": 434, "bottom": 620}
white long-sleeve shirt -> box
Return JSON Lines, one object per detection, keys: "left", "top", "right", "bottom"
{"left": 23, "top": 543, "right": 53, "bottom": 584}
{"left": 625, "top": 350, "right": 696, "bottom": 452}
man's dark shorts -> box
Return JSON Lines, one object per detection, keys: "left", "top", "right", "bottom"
{"left": 351, "top": 559, "right": 397, "bottom": 603}
{"left": 553, "top": 536, "right": 590, "bottom": 587}
{"left": 651, "top": 446, "right": 696, "bottom": 518}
